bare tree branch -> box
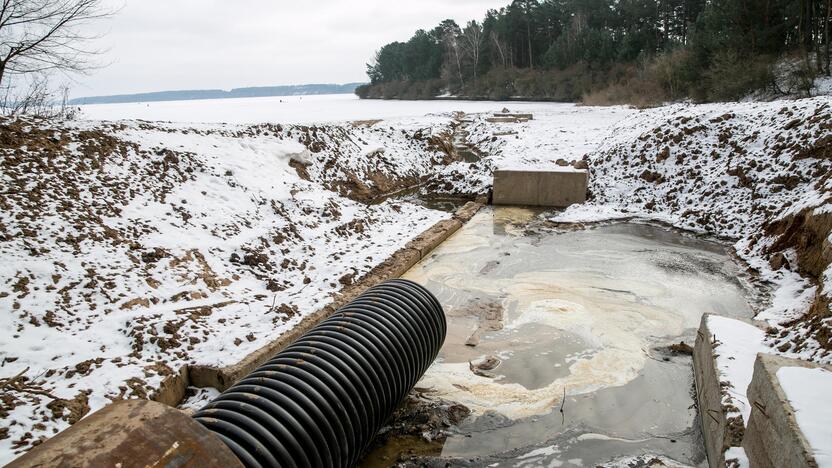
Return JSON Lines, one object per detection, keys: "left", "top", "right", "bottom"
{"left": 0, "top": 0, "right": 114, "bottom": 86}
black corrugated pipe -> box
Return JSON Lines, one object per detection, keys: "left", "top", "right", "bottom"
{"left": 193, "top": 279, "right": 446, "bottom": 468}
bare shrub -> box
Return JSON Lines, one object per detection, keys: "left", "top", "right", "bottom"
{"left": 581, "top": 61, "right": 669, "bottom": 107}
{"left": 705, "top": 51, "right": 775, "bottom": 101}
{"left": 775, "top": 52, "right": 821, "bottom": 97}
{"left": 0, "top": 74, "right": 79, "bottom": 118}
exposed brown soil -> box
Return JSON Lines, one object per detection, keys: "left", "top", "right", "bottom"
{"left": 360, "top": 389, "right": 470, "bottom": 465}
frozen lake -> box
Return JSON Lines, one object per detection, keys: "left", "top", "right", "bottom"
{"left": 79, "top": 93, "right": 582, "bottom": 124}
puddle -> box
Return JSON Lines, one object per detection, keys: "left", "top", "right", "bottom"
{"left": 370, "top": 185, "right": 472, "bottom": 212}
{"left": 362, "top": 207, "right": 755, "bottom": 467}
{"left": 453, "top": 126, "right": 482, "bottom": 163}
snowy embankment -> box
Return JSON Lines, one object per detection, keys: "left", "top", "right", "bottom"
{"left": 563, "top": 98, "right": 831, "bottom": 360}
{"left": 465, "top": 97, "right": 830, "bottom": 463}
{"left": 470, "top": 98, "right": 830, "bottom": 356}
{"left": 0, "top": 116, "right": 454, "bottom": 461}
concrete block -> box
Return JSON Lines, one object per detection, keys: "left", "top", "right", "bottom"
{"left": 744, "top": 354, "right": 831, "bottom": 468}
{"left": 493, "top": 113, "right": 534, "bottom": 120}
{"left": 694, "top": 314, "right": 737, "bottom": 468}
{"left": 406, "top": 219, "right": 463, "bottom": 258}
{"left": 8, "top": 400, "right": 241, "bottom": 468}
{"left": 486, "top": 117, "right": 528, "bottom": 123}
{"left": 493, "top": 168, "right": 587, "bottom": 207}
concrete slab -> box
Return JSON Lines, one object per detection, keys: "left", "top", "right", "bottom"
{"left": 493, "top": 168, "right": 588, "bottom": 207}
{"left": 492, "top": 113, "right": 534, "bottom": 120}
{"left": 8, "top": 400, "right": 241, "bottom": 468}
{"left": 744, "top": 354, "right": 832, "bottom": 468}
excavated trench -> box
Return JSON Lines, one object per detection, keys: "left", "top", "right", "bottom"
{"left": 360, "top": 207, "right": 759, "bottom": 467}
{"left": 368, "top": 119, "right": 482, "bottom": 213}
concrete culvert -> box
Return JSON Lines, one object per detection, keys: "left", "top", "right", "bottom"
{"left": 193, "top": 279, "right": 447, "bottom": 468}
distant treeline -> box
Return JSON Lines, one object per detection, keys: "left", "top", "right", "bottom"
{"left": 356, "top": 0, "right": 831, "bottom": 105}
{"left": 72, "top": 83, "right": 365, "bottom": 105}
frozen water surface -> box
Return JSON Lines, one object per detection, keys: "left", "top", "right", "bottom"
{"left": 79, "top": 93, "right": 588, "bottom": 125}
{"left": 376, "top": 207, "right": 755, "bottom": 466}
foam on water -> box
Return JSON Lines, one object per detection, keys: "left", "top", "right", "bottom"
{"left": 398, "top": 206, "right": 754, "bottom": 464}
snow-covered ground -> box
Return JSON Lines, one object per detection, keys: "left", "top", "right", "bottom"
{"left": 0, "top": 114, "right": 459, "bottom": 462}
{"left": 778, "top": 366, "right": 832, "bottom": 467}
{"left": 2, "top": 94, "right": 830, "bottom": 464}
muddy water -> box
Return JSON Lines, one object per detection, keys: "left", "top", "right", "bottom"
{"left": 453, "top": 126, "right": 482, "bottom": 163}
{"left": 372, "top": 207, "right": 754, "bottom": 467}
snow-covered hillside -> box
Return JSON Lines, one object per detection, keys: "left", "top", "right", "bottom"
{"left": 467, "top": 98, "right": 831, "bottom": 363}
{"left": 0, "top": 116, "right": 457, "bottom": 461}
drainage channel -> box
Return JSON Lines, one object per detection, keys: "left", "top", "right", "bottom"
{"left": 360, "top": 207, "right": 758, "bottom": 467}
{"left": 369, "top": 185, "right": 472, "bottom": 213}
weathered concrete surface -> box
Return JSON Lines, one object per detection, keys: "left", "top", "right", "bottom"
{"left": 492, "top": 113, "right": 534, "bottom": 120}
{"left": 486, "top": 116, "right": 530, "bottom": 123}
{"left": 453, "top": 201, "right": 482, "bottom": 223}
{"left": 7, "top": 400, "right": 241, "bottom": 468}
{"left": 406, "top": 219, "right": 463, "bottom": 258}
{"left": 694, "top": 313, "right": 739, "bottom": 468}
{"left": 493, "top": 168, "right": 588, "bottom": 207}
{"left": 744, "top": 354, "right": 831, "bottom": 468}
{"left": 694, "top": 314, "right": 774, "bottom": 467}
{"left": 191, "top": 203, "right": 482, "bottom": 391}
{"left": 152, "top": 364, "right": 190, "bottom": 407}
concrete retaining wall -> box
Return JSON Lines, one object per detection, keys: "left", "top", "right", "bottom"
{"left": 694, "top": 315, "right": 831, "bottom": 468}
{"left": 693, "top": 314, "right": 740, "bottom": 468}
{"left": 493, "top": 168, "right": 587, "bottom": 207}
{"left": 743, "top": 354, "right": 830, "bottom": 468}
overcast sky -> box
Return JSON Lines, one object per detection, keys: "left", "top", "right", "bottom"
{"left": 72, "top": 0, "right": 507, "bottom": 98}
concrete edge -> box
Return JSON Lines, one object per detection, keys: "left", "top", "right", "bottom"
{"left": 743, "top": 353, "right": 832, "bottom": 468}
{"left": 693, "top": 313, "right": 769, "bottom": 468}
{"left": 693, "top": 313, "right": 730, "bottom": 468}
{"left": 185, "top": 201, "right": 483, "bottom": 392}
{"left": 7, "top": 400, "right": 242, "bottom": 468}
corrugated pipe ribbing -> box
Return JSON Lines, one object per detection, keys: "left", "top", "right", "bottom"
{"left": 194, "top": 279, "right": 446, "bottom": 468}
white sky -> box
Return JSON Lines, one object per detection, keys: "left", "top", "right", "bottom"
{"left": 72, "top": 0, "right": 507, "bottom": 98}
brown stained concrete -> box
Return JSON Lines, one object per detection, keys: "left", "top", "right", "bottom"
{"left": 7, "top": 400, "right": 242, "bottom": 468}
{"left": 485, "top": 116, "right": 531, "bottom": 123}
{"left": 190, "top": 202, "right": 482, "bottom": 391}
{"left": 744, "top": 354, "right": 832, "bottom": 468}
{"left": 493, "top": 169, "right": 588, "bottom": 208}
{"left": 152, "top": 365, "right": 190, "bottom": 407}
